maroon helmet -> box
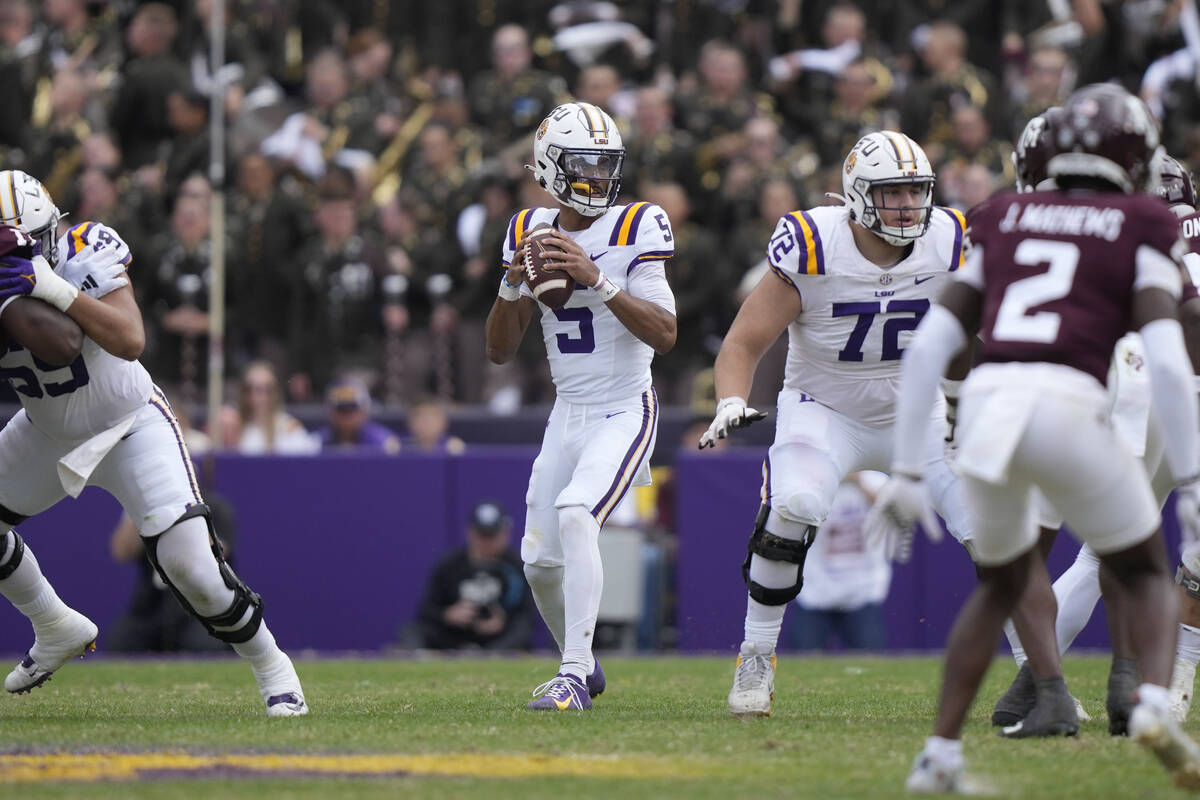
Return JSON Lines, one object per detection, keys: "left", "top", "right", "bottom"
{"left": 1048, "top": 83, "right": 1161, "bottom": 194}
{"left": 1013, "top": 107, "right": 1063, "bottom": 192}
{"left": 1157, "top": 154, "right": 1197, "bottom": 209}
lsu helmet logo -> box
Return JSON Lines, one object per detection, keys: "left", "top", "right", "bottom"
{"left": 536, "top": 120, "right": 549, "bottom": 141}
{"left": 845, "top": 152, "right": 857, "bottom": 175}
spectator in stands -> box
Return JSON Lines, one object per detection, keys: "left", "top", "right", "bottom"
{"left": 26, "top": 67, "right": 96, "bottom": 208}
{"left": 623, "top": 85, "right": 699, "bottom": 200}
{"left": 226, "top": 152, "right": 309, "bottom": 373}
{"left": 902, "top": 20, "right": 1003, "bottom": 153}
{"left": 467, "top": 24, "right": 567, "bottom": 158}
{"left": 786, "top": 472, "right": 891, "bottom": 651}
{"left": 1011, "top": 45, "right": 1074, "bottom": 139}
{"left": 40, "top": 0, "right": 124, "bottom": 85}
{"left": 288, "top": 168, "right": 388, "bottom": 400}
{"left": 141, "top": 178, "right": 222, "bottom": 396}
{"left": 316, "top": 375, "right": 401, "bottom": 453}
{"left": 411, "top": 500, "right": 534, "bottom": 651}
{"left": 163, "top": 87, "right": 213, "bottom": 207}
{"left": 261, "top": 48, "right": 374, "bottom": 180}
{"left": 233, "top": 361, "right": 319, "bottom": 454}
{"left": 401, "top": 396, "right": 465, "bottom": 454}
{"left": 812, "top": 57, "right": 898, "bottom": 167}
{"left": 676, "top": 40, "right": 762, "bottom": 187}
{"left": 110, "top": 3, "right": 188, "bottom": 172}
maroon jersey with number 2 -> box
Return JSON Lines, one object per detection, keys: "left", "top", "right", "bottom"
{"left": 963, "top": 190, "right": 1182, "bottom": 385}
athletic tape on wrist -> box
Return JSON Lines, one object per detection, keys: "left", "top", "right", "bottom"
{"left": 498, "top": 275, "right": 520, "bottom": 302}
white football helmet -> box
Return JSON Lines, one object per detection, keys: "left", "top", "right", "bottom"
{"left": 0, "top": 170, "right": 62, "bottom": 264}
{"left": 841, "top": 131, "right": 935, "bottom": 246}
{"left": 529, "top": 102, "right": 625, "bottom": 217}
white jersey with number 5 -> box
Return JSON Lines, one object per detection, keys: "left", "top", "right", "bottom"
{"left": 765, "top": 204, "right": 967, "bottom": 426}
{"left": 501, "top": 202, "right": 677, "bottom": 404}
{"left": 0, "top": 221, "right": 152, "bottom": 442}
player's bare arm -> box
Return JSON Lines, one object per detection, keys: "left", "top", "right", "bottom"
{"left": 542, "top": 230, "right": 676, "bottom": 354}
{"left": 0, "top": 297, "right": 82, "bottom": 366}
{"left": 485, "top": 263, "right": 536, "bottom": 364}
{"left": 713, "top": 273, "right": 803, "bottom": 401}
{"left": 65, "top": 282, "right": 145, "bottom": 361}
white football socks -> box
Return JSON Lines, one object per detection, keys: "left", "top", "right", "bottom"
{"left": 1004, "top": 543, "right": 1102, "bottom": 666}
{"left": 1179, "top": 624, "right": 1200, "bottom": 667}
{"left": 742, "top": 555, "right": 796, "bottom": 649}
{"left": 558, "top": 505, "right": 602, "bottom": 681}
{"left": 0, "top": 531, "right": 71, "bottom": 629}
{"left": 523, "top": 563, "right": 566, "bottom": 652}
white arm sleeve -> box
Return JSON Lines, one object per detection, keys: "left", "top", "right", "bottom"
{"left": 626, "top": 260, "right": 677, "bottom": 315}
{"left": 1141, "top": 317, "right": 1200, "bottom": 482}
{"left": 892, "top": 304, "right": 968, "bottom": 476}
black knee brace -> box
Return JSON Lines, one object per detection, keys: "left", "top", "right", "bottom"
{"left": 0, "top": 530, "right": 25, "bottom": 580}
{"left": 741, "top": 504, "right": 816, "bottom": 606}
{"left": 143, "top": 504, "right": 265, "bottom": 644}
{"left": 0, "top": 500, "right": 28, "bottom": 528}
{"left": 1178, "top": 564, "right": 1200, "bottom": 602}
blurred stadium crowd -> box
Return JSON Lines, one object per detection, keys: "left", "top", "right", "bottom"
{"left": 4, "top": 0, "right": 1200, "bottom": 417}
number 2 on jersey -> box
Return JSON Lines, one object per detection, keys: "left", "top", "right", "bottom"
{"left": 992, "top": 239, "right": 1079, "bottom": 343}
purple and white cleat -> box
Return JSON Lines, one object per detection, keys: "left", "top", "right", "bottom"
{"left": 527, "top": 673, "right": 592, "bottom": 711}
{"left": 5, "top": 609, "right": 98, "bottom": 694}
{"left": 266, "top": 691, "right": 309, "bottom": 718}
{"left": 587, "top": 660, "right": 605, "bottom": 699}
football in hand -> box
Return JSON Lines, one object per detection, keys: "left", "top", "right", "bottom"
{"left": 521, "top": 224, "right": 575, "bottom": 309}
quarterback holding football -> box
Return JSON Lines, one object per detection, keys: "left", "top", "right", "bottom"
{"left": 485, "top": 101, "right": 677, "bottom": 711}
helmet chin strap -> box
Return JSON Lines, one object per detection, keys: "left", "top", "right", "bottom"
{"left": 824, "top": 192, "right": 848, "bottom": 206}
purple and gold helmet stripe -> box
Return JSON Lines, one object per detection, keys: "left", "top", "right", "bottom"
{"left": 883, "top": 131, "right": 917, "bottom": 167}
{"left": 579, "top": 103, "right": 610, "bottom": 138}
{"left": 0, "top": 172, "right": 19, "bottom": 226}
{"left": 937, "top": 206, "right": 966, "bottom": 271}
{"left": 786, "top": 210, "right": 825, "bottom": 275}
{"left": 609, "top": 201, "right": 648, "bottom": 246}
{"left": 591, "top": 389, "right": 658, "bottom": 526}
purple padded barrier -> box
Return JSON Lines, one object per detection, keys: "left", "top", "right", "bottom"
{"left": 0, "top": 449, "right": 1178, "bottom": 654}
{"left": 673, "top": 448, "right": 1178, "bottom": 653}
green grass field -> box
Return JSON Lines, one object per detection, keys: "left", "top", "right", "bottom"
{"left": 0, "top": 653, "right": 1192, "bottom": 799}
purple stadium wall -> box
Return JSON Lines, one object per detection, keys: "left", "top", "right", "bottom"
{"left": 0, "top": 449, "right": 1171, "bottom": 655}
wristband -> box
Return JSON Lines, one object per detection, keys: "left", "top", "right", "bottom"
{"left": 498, "top": 275, "right": 520, "bottom": 302}
{"left": 592, "top": 272, "right": 620, "bottom": 303}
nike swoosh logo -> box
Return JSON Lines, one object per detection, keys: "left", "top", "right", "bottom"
{"left": 589, "top": 251, "right": 608, "bottom": 262}
{"left": 914, "top": 275, "right": 935, "bottom": 285}
{"left": 605, "top": 411, "right": 626, "bottom": 419}
{"left": 554, "top": 697, "right": 573, "bottom": 710}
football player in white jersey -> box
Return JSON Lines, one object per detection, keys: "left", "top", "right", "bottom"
{"left": 0, "top": 170, "right": 307, "bottom": 716}
{"left": 702, "top": 131, "right": 1071, "bottom": 726}
{"left": 486, "top": 102, "right": 677, "bottom": 710}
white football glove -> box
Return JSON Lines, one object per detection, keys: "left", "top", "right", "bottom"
{"left": 84, "top": 260, "right": 130, "bottom": 298}
{"left": 1176, "top": 478, "right": 1200, "bottom": 547}
{"left": 698, "top": 396, "right": 767, "bottom": 449}
{"left": 863, "top": 473, "right": 943, "bottom": 563}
